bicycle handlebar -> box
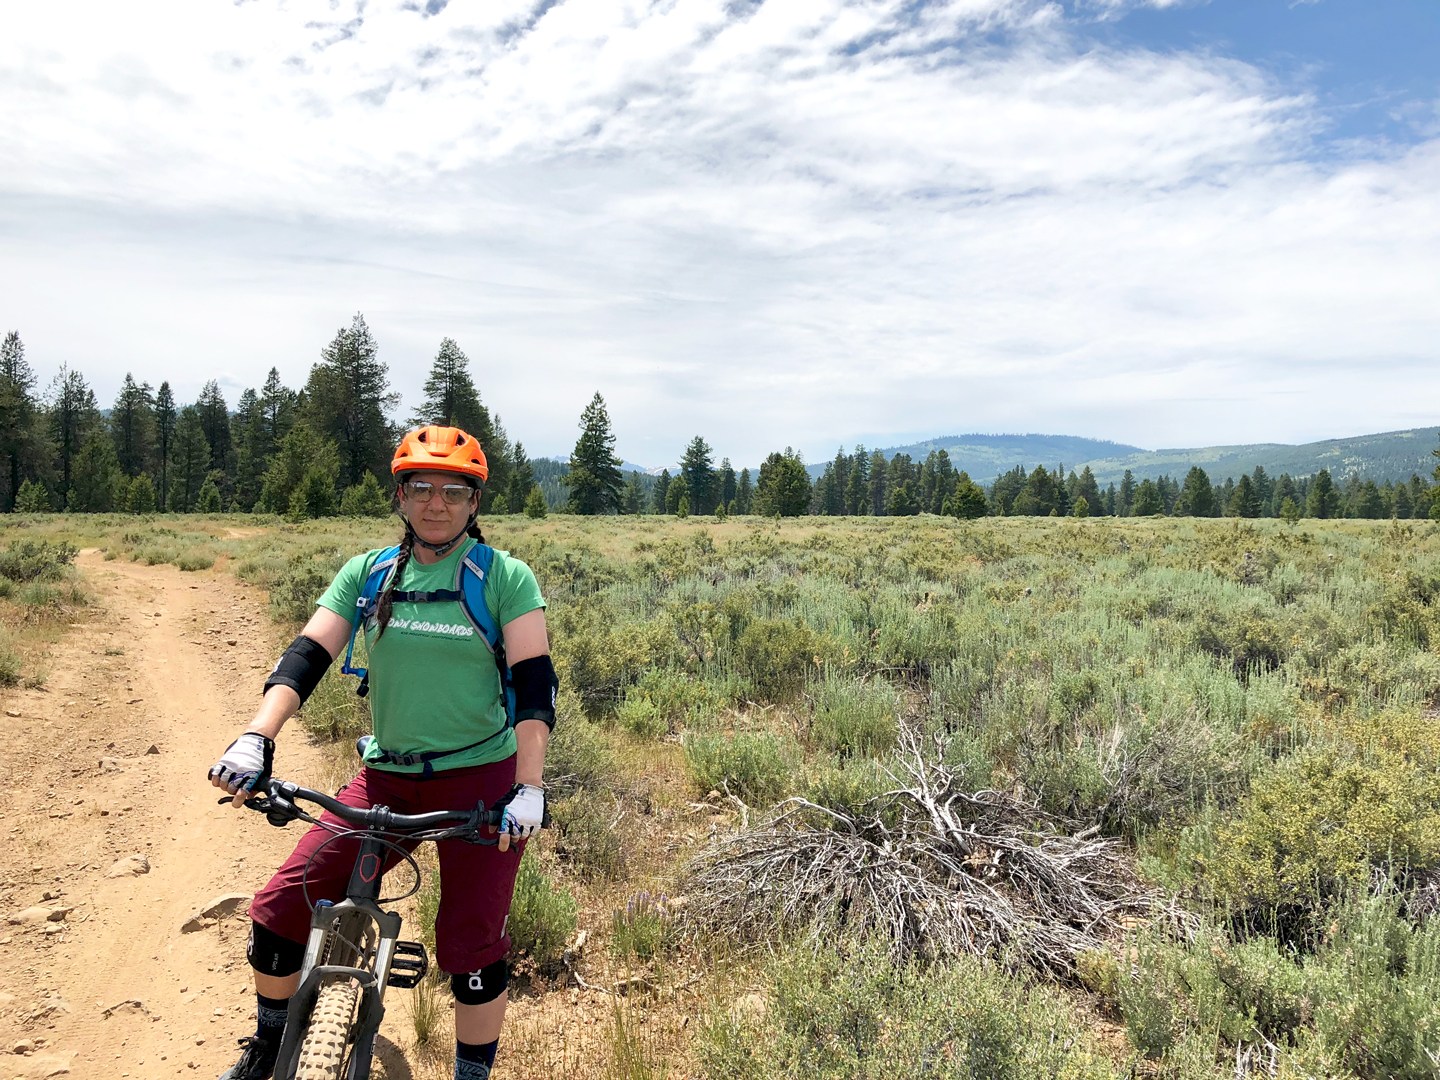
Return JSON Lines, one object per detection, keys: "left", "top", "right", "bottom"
{"left": 229, "top": 777, "right": 508, "bottom": 835}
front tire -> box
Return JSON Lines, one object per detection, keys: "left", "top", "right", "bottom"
{"left": 293, "top": 979, "right": 360, "bottom": 1080}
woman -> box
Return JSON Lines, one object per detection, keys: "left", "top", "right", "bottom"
{"left": 208, "top": 425, "right": 557, "bottom": 1080}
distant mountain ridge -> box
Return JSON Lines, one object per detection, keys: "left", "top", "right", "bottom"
{"left": 859, "top": 428, "right": 1440, "bottom": 487}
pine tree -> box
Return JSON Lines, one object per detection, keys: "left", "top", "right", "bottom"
{"left": 304, "top": 313, "right": 398, "bottom": 489}
{"left": 196, "top": 380, "right": 233, "bottom": 480}
{"left": 813, "top": 465, "right": 839, "bottom": 516}
{"left": 0, "top": 331, "right": 42, "bottom": 510}
{"left": 110, "top": 374, "right": 155, "bottom": 478}
{"left": 1074, "top": 466, "right": 1103, "bottom": 516}
{"left": 338, "top": 472, "right": 391, "bottom": 517}
{"left": 566, "top": 392, "right": 624, "bottom": 515}
{"left": 827, "top": 449, "right": 850, "bottom": 515}
{"left": 45, "top": 364, "right": 99, "bottom": 505}
{"left": 946, "top": 473, "right": 988, "bottom": 519}
{"left": 1132, "top": 479, "right": 1165, "bottom": 516}
{"left": 926, "top": 450, "right": 958, "bottom": 514}
{"left": 197, "top": 475, "right": 224, "bottom": 513}
{"left": 845, "top": 446, "right": 869, "bottom": 515}
{"left": 288, "top": 466, "right": 337, "bottom": 520}
{"left": 665, "top": 475, "right": 688, "bottom": 515}
{"left": 167, "top": 406, "right": 211, "bottom": 512}
{"left": 1395, "top": 482, "right": 1414, "bottom": 519}
{"left": 680, "top": 436, "right": 718, "bottom": 515}
{"left": 735, "top": 468, "right": 753, "bottom": 515}
{"left": 153, "top": 382, "right": 177, "bottom": 511}
{"left": 755, "top": 449, "right": 812, "bottom": 517}
{"left": 623, "top": 472, "right": 645, "bottom": 515}
{"left": 868, "top": 450, "right": 888, "bottom": 516}
{"left": 652, "top": 469, "right": 671, "bottom": 514}
{"left": 128, "top": 474, "right": 157, "bottom": 514}
{"left": 1014, "top": 465, "right": 1061, "bottom": 516}
{"left": 990, "top": 466, "right": 1026, "bottom": 516}
{"left": 259, "top": 368, "right": 297, "bottom": 451}
{"left": 718, "top": 458, "right": 737, "bottom": 510}
{"left": 1306, "top": 468, "right": 1339, "bottom": 519}
{"left": 231, "top": 389, "right": 268, "bottom": 512}
{"left": 885, "top": 481, "right": 920, "bottom": 516}
{"left": 505, "top": 442, "right": 536, "bottom": 512}
{"left": 15, "top": 479, "right": 50, "bottom": 512}
{"left": 411, "top": 338, "right": 511, "bottom": 507}
{"left": 68, "top": 432, "right": 124, "bottom": 511}
{"left": 1227, "top": 474, "right": 1263, "bottom": 518}
{"left": 259, "top": 422, "right": 340, "bottom": 514}
{"left": 1118, "top": 470, "right": 1136, "bottom": 516}
{"left": 1175, "top": 467, "right": 1216, "bottom": 517}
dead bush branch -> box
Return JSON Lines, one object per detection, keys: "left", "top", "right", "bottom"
{"left": 683, "top": 725, "right": 1161, "bottom": 977}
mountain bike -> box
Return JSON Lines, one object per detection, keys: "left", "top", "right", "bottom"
{"left": 228, "top": 772, "right": 523, "bottom": 1080}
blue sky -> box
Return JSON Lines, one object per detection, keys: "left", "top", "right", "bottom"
{"left": 0, "top": 0, "right": 1436, "bottom": 469}
{"left": 1096, "top": 1, "right": 1440, "bottom": 145}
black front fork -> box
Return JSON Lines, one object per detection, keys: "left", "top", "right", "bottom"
{"left": 272, "top": 824, "right": 429, "bottom": 1080}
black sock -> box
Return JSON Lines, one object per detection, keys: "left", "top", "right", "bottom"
{"left": 455, "top": 1039, "right": 498, "bottom": 1079}
{"left": 256, "top": 993, "right": 289, "bottom": 1042}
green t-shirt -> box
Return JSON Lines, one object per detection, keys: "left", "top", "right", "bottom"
{"left": 317, "top": 538, "right": 546, "bottom": 774}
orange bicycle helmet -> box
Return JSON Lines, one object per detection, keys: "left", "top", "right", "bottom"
{"left": 391, "top": 425, "right": 489, "bottom": 483}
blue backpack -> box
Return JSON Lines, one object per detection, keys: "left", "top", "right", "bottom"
{"left": 340, "top": 542, "right": 516, "bottom": 773}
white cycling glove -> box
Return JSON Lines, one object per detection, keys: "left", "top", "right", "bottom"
{"left": 496, "top": 783, "right": 545, "bottom": 842}
{"left": 208, "top": 732, "right": 275, "bottom": 795}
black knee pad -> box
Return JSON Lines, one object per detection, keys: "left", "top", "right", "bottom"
{"left": 248, "top": 921, "right": 305, "bottom": 978}
{"left": 451, "top": 959, "right": 508, "bottom": 1005}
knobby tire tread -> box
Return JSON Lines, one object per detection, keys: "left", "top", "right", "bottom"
{"left": 293, "top": 979, "right": 360, "bottom": 1080}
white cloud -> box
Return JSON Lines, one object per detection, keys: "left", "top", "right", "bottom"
{"left": 0, "top": 0, "right": 1437, "bottom": 467}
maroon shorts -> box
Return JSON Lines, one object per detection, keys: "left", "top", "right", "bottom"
{"left": 248, "top": 757, "right": 523, "bottom": 974}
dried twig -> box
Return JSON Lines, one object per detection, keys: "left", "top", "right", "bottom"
{"left": 683, "top": 723, "right": 1164, "bottom": 977}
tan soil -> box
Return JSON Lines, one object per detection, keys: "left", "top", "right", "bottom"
{"left": 0, "top": 552, "right": 402, "bottom": 1080}
{"left": 0, "top": 551, "right": 693, "bottom": 1080}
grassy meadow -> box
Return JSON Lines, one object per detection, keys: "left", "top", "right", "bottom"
{"left": 6, "top": 510, "right": 1440, "bottom": 1078}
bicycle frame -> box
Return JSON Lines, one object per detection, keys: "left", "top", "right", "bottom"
{"left": 238, "top": 780, "right": 505, "bottom": 1080}
{"left": 271, "top": 826, "right": 408, "bottom": 1080}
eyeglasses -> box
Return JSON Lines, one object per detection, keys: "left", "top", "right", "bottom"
{"left": 401, "top": 480, "right": 474, "bottom": 505}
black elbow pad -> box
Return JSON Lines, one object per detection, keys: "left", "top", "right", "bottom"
{"left": 264, "top": 634, "right": 334, "bottom": 705}
{"left": 510, "top": 654, "right": 558, "bottom": 729}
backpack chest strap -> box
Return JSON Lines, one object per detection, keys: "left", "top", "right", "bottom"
{"left": 387, "top": 588, "right": 463, "bottom": 604}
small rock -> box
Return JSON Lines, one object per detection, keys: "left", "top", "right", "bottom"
{"left": 226, "top": 639, "right": 238, "bottom": 646}
{"left": 9, "top": 906, "right": 60, "bottom": 925}
{"left": 144, "top": 744, "right": 160, "bottom": 755}
{"left": 14, "top": 1039, "right": 34, "bottom": 1053}
{"left": 4, "top": 709, "right": 19, "bottom": 718}
{"left": 198, "top": 893, "right": 251, "bottom": 921}
{"left": 106, "top": 854, "right": 150, "bottom": 878}
{"left": 98, "top": 758, "right": 122, "bottom": 773}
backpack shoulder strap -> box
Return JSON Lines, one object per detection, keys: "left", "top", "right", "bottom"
{"left": 456, "top": 543, "right": 501, "bottom": 652}
{"left": 457, "top": 543, "right": 517, "bottom": 726}
{"left": 340, "top": 545, "right": 403, "bottom": 686}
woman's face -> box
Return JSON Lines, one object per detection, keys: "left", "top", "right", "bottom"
{"left": 397, "top": 470, "right": 479, "bottom": 544}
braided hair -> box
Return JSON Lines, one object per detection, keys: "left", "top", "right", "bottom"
{"left": 374, "top": 525, "right": 415, "bottom": 641}
{"left": 375, "top": 483, "right": 486, "bottom": 641}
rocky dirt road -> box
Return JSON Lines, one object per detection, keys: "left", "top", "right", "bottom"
{"left": 0, "top": 552, "right": 410, "bottom": 1080}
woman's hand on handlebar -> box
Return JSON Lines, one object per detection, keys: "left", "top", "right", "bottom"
{"left": 493, "top": 783, "right": 546, "bottom": 852}
{"left": 208, "top": 732, "right": 275, "bottom": 808}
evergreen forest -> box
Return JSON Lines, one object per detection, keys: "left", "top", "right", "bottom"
{"left": 1, "top": 320, "right": 1437, "bottom": 523}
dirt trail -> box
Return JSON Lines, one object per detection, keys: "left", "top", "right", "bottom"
{"left": 0, "top": 552, "right": 362, "bottom": 1079}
